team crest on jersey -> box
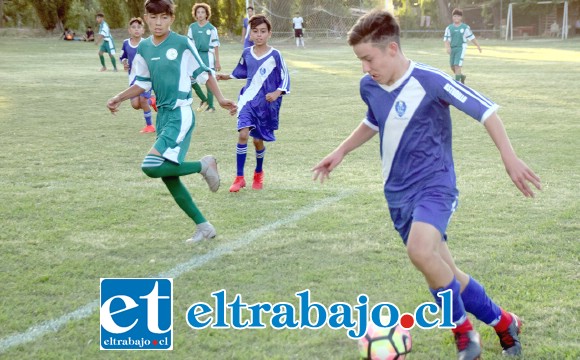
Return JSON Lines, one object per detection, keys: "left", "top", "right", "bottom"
{"left": 166, "top": 48, "right": 178, "bottom": 60}
{"left": 260, "top": 67, "right": 267, "bottom": 76}
{"left": 206, "top": 30, "right": 211, "bottom": 35}
{"left": 460, "top": 28, "right": 465, "bottom": 33}
{"left": 395, "top": 100, "right": 407, "bottom": 117}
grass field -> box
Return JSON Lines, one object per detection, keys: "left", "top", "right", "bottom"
{"left": 0, "top": 35, "right": 578, "bottom": 359}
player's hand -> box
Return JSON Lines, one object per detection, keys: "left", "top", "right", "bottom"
{"left": 312, "top": 151, "right": 345, "bottom": 183}
{"left": 265, "top": 91, "right": 281, "bottom": 102}
{"left": 446, "top": 48, "right": 450, "bottom": 55}
{"left": 503, "top": 156, "right": 541, "bottom": 197}
{"left": 218, "top": 99, "right": 237, "bottom": 116}
{"left": 107, "top": 96, "right": 122, "bottom": 115}
{"left": 216, "top": 73, "right": 230, "bottom": 81}
{"left": 215, "top": 62, "right": 221, "bottom": 72}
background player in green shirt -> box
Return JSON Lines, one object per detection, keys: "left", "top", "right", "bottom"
{"left": 106, "top": 0, "right": 237, "bottom": 244}
{"left": 187, "top": 2, "right": 221, "bottom": 113}
{"left": 95, "top": 13, "right": 118, "bottom": 72}
{"left": 444, "top": 8, "right": 481, "bottom": 84}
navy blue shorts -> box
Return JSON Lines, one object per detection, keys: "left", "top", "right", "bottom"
{"left": 388, "top": 188, "right": 458, "bottom": 245}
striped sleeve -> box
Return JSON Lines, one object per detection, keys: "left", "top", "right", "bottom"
{"left": 133, "top": 53, "right": 151, "bottom": 92}
{"left": 276, "top": 51, "right": 290, "bottom": 94}
{"left": 464, "top": 25, "right": 475, "bottom": 41}
{"left": 209, "top": 26, "right": 220, "bottom": 49}
{"left": 186, "top": 38, "right": 211, "bottom": 85}
{"left": 443, "top": 26, "right": 451, "bottom": 41}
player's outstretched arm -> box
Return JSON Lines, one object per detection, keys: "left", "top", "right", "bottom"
{"left": 107, "top": 85, "right": 146, "bottom": 114}
{"left": 483, "top": 113, "right": 541, "bottom": 197}
{"left": 205, "top": 75, "right": 237, "bottom": 115}
{"left": 312, "top": 122, "right": 377, "bottom": 183}
{"left": 471, "top": 38, "right": 482, "bottom": 53}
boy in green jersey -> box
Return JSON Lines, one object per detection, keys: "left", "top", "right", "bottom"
{"left": 107, "top": 0, "right": 237, "bottom": 244}
{"left": 95, "top": 13, "right": 118, "bottom": 72}
{"left": 443, "top": 8, "right": 481, "bottom": 84}
{"left": 187, "top": 2, "right": 221, "bottom": 113}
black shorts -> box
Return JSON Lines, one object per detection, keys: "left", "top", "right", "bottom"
{"left": 294, "top": 29, "right": 303, "bottom": 38}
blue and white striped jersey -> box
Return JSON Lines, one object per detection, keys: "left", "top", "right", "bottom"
{"left": 232, "top": 46, "right": 290, "bottom": 129}
{"left": 360, "top": 61, "right": 499, "bottom": 205}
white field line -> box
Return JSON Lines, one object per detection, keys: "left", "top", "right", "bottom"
{"left": 0, "top": 191, "right": 352, "bottom": 354}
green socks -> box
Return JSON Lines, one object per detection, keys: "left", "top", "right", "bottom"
{"left": 162, "top": 176, "right": 206, "bottom": 224}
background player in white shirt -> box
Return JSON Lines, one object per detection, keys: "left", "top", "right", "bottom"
{"left": 292, "top": 12, "right": 305, "bottom": 47}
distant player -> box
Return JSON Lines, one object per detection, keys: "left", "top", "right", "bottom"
{"left": 313, "top": 10, "right": 540, "bottom": 359}
{"left": 107, "top": 0, "right": 237, "bottom": 244}
{"left": 95, "top": 13, "right": 118, "bottom": 72}
{"left": 217, "top": 15, "right": 290, "bottom": 192}
{"left": 241, "top": 6, "right": 254, "bottom": 49}
{"left": 292, "top": 12, "right": 305, "bottom": 47}
{"left": 444, "top": 8, "right": 481, "bottom": 84}
{"left": 119, "top": 17, "right": 157, "bottom": 134}
{"left": 187, "top": 2, "right": 221, "bottom": 113}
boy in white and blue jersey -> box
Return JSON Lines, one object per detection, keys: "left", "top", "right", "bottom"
{"left": 107, "top": 0, "right": 237, "bottom": 244}
{"left": 119, "top": 17, "right": 156, "bottom": 133}
{"left": 95, "top": 13, "right": 118, "bottom": 72}
{"left": 241, "top": 6, "right": 254, "bottom": 49}
{"left": 218, "top": 15, "right": 290, "bottom": 192}
{"left": 313, "top": 10, "right": 541, "bottom": 359}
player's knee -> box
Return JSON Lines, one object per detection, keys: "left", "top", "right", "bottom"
{"left": 142, "top": 164, "right": 161, "bottom": 178}
{"left": 406, "top": 239, "right": 434, "bottom": 268}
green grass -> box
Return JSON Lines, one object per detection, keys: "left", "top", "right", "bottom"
{"left": 0, "top": 36, "right": 579, "bottom": 359}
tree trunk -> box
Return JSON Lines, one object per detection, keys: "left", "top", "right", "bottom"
{"left": 436, "top": 0, "right": 450, "bottom": 25}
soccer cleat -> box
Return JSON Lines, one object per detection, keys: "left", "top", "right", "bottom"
{"left": 229, "top": 176, "right": 246, "bottom": 192}
{"left": 455, "top": 330, "right": 481, "bottom": 360}
{"left": 200, "top": 155, "right": 220, "bottom": 192}
{"left": 252, "top": 171, "right": 264, "bottom": 190}
{"left": 205, "top": 107, "right": 216, "bottom": 113}
{"left": 99, "top": 67, "right": 107, "bottom": 72}
{"left": 185, "top": 222, "right": 216, "bottom": 243}
{"left": 460, "top": 74, "right": 467, "bottom": 84}
{"left": 497, "top": 313, "right": 522, "bottom": 356}
{"left": 149, "top": 96, "right": 158, "bottom": 112}
{"left": 140, "top": 125, "right": 156, "bottom": 133}
{"left": 196, "top": 100, "right": 209, "bottom": 112}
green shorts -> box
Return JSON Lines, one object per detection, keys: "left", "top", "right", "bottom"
{"left": 153, "top": 106, "right": 196, "bottom": 164}
{"left": 449, "top": 46, "right": 466, "bottom": 67}
{"left": 99, "top": 39, "right": 116, "bottom": 55}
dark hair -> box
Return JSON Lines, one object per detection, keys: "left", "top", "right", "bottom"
{"left": 347, "top": 10, "right": 400, "bottom": 48}
{"left": 145, "top": 0, "right": 175, "bottom": 16}
{"left": 192, "top": 2, "right": 211, "bottom": 20}
{"left": 249, "top": 14, "right": 271, "bottom": 31}
{"left": 129, "top": 17, "right": 144, "bottom": 26}
{"left": 96, "top": 12, "right": 104, "bottom": 18}
{"left": 247, "top": 6, "right": 254, "bottom": 11}
{"left": 452, "top": 8, "right": 463, "bottom": 17}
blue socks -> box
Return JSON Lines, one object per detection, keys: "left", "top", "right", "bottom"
{"left": 430, "top": 277, "right": 467, "bottom": 325}
{"left": 144, "top": 110, "right": 152, "bottom": 126}
{"left": 236, "top": 143, "right": 248, "bottom": 176}
{"left": 255, "top": 148, "right": 265, "bottom": 173}
{"left": 461, "top": 277, "right": 502, "bottom": 326}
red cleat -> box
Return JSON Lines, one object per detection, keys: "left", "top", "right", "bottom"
{"left": 229, "top": 176, "right": 246, "bottom": 192}
{"left": 140, "top": 125, "right": 156, "bottom": 133}
{"left": 252, "top": 171, "right": 264, "bottom": 190}
{"left": 149, "top": 96, "right": 158, "bottom": 112}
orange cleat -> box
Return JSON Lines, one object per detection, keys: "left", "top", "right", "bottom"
{"left": 140, "top": 125, "right": 156, "bottom": 133}
{"left": 149, "top": 96, "right": 158, "bottom": 112}
{"left": 229, "top": 176, "right": 246, "bottom": 192}
{"left": 252, "top": 171, "right": 264, "bottom": 190}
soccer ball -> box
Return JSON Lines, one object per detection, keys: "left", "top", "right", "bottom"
{"left": 358, "top": 321, "right": 412, "bottom": 360}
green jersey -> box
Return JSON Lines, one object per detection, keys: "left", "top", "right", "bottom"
{"left": 133, "top": 32, "right": 211, "bottom": 110}
{"left": 187, "top": 22, "right": 220, "bottom": 53}
{"left": 443, "top": 23, "right": 475, "bottom": 48}
{"left": 98, "top": 20, "right": 115, "bottom": 52}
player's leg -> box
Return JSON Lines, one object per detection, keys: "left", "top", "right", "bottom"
{"left": 252, "top": 138, "right": 265, "bottom": 190}
{"left": 205, "top": 85, "right": 215, "bottom": 112}
{"left": 98, "top": 50, "right": 107, "bottom": 71}
{"left": 230, "top": 127, "right": 250, "bottom": 192}
{"left": 404, "top": 193, "right": 481, "bottom": 359}
{"left": 139, "top": 95, "right": 155, "bottom": 133}
{"left": 192, "top": 82, "right": 208, "bottom": 111}
{"left": 105, "top": 43, "right": 117, "bottom": 71}
{"left": 440, "top": 243, "right": 523, "bottom": 356}
{"left": 141, "top": 108, "right": 219, "bottom": 242}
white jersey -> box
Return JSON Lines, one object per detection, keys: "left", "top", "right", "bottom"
{"left": 292, "top": 17, "right": 304, "bottom": 29}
